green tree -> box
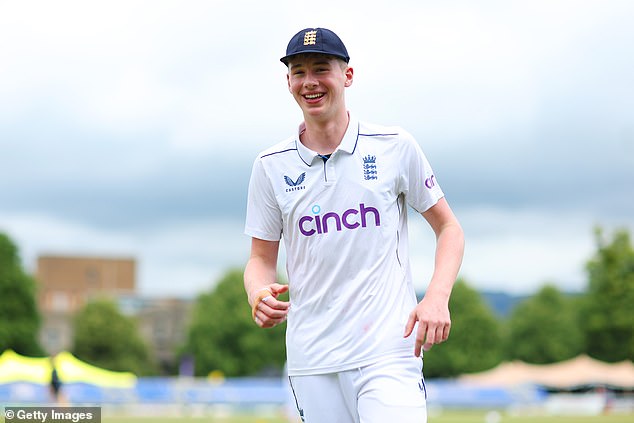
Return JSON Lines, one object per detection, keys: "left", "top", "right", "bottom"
{"left": 582, "top": 227, "right": 634, "bottom": 362}
{"left": 0, "top": 232, "right": 43, "bottom": 356}
{"left": 423, "top": 279, "right": 503, "bottom": 377}
{"left": 507, "top": 284, "right": 583, "bottom": 364}
{"left": 72, "top": 298, "right": 157, "bottom": 375}
{"left": 183, "top": 268, "right": 287, "bottom": 377}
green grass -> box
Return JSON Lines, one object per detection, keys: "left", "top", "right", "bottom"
{"left": 102, "top": 420, "right": 289, "bottom": 423}
{"left": 100, "top": 411, "right": 631, "bottom": 423}
{"left": 427, "top": 410, "right": 633, "bottom": 423}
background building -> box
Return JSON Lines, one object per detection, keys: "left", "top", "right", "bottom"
{"left": 37, "top": 255, "right": 136, "bottom": 314}
{"left": 36, "top": 255, "right": 191, "bottom": 372}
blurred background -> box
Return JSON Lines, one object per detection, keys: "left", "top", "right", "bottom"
{"left": 1, "top": 0, "right": 633, "bottom": 421}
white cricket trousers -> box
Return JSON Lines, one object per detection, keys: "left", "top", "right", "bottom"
{"left": 288, "top": 356, "right": 427, "bottom": 423}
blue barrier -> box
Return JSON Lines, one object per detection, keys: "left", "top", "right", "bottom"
{"left": 0, "top": 378, "right": 543, "bottom": 408}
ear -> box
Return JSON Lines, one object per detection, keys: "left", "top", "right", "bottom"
{"left": 344, "top": 66, "right": 354, "bottom": 87}
{"left": 287, "top": 73, "right": 292, "bottom": 92}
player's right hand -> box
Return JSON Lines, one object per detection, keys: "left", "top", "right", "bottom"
{"left": 250, "top": 283, "right": 290, "bottom": 328}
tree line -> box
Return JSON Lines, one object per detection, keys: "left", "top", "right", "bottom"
{"left": 0, "top": 227, "right": 632, "bottom": 378}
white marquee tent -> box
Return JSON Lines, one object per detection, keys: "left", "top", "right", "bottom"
{"left": 460, "top": 355, "right": 634, "bottom": 389}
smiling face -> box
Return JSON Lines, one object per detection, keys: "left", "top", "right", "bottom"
{"left": 286, "top": 53, "right": 353, "bottom": 123}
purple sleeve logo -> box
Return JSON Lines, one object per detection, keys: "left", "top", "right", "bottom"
{"left": 424, "top": 175, "right": 436, "bottom": 189}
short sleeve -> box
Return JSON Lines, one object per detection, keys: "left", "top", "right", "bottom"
{"left": 244, "top": 157, "right": 283, "bottom": 241}
{"left": 397, "top": 131, "right": 445, "bottom": 213}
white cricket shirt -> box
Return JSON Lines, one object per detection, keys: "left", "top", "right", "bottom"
{"left": 245, "top": 115, "right": 444, "bottom": 376}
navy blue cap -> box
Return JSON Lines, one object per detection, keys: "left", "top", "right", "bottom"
{"left": 281, "top": 28, "right": 350, "bottom": 65}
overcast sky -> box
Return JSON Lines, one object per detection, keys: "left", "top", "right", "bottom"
{"left": 1, "top": 0, "right": 632, "bottom": 298}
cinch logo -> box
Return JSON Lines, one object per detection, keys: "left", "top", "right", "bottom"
{"left": 424, "top": 175, "right": 436, "bottom": 189}
{"left": 298, "top": 203, "right": 381, "bottom": 236}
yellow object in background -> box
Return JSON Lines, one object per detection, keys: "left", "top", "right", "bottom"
{"left": 0, "top": 349, "right": 136, "bottom": 388}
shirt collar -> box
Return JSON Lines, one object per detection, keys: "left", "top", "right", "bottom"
{"left": 295, "top": 114, "right": 359, "bottom": 166}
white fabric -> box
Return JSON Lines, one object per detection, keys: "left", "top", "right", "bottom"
{"left": 245, "top": 115, "right": 444, "bottom": 376}
{"left": 288, "top": 356, "right": 427, "bottom": 423}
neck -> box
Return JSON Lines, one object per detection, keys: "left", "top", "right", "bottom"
{"left": 301, "top": 110, "right": 350, "bottom": 155}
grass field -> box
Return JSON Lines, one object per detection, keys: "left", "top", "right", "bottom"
{"left": 94, "top": 411, "right": 632, "bottom": 423}
{"left": 2, "top": 411, "right": 626, "bottom": 423}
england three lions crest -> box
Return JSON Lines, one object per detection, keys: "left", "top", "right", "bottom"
{"left": 363, "top": 155, "right": 377, "bottom": 180}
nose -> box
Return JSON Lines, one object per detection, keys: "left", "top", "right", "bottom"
{"left": 303, "top": 70, "right": 318, "bottom": 89}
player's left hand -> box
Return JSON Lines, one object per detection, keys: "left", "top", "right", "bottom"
{"left": 403, "top": 292, "right": 451, "bottom": 357}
